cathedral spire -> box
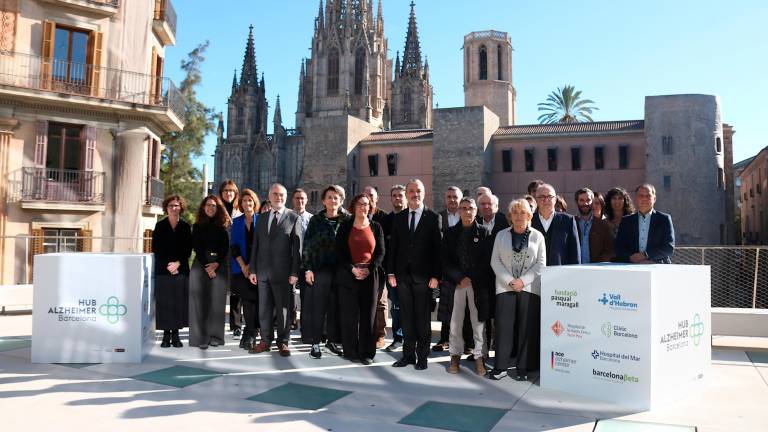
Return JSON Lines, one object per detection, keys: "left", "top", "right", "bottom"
{"left": 401, "top": 1, "right": 423, "bottom": 78}
{"left": 394, "top": 51, "right": 400, "bottom": 79}
{"left": 317, "top": 0, "right": 324, "bottom": 32}
{"left": 231, "top": 69, "right": 238, "bottom": 93}
{"left": 260, "top": 72, "right": 265, "bottom": 91}
{"left": 240, "top": 25, "right": 258, "bottom": 88}
{"left": 376, "top": 0, "right": 384, "bottom": 36}
{"left": 274, "top": 95, "right": 282, "bottom": 126}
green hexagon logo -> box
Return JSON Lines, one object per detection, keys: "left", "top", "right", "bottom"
{"left": 99, "top": 296, "right": 127, "bottom": 324}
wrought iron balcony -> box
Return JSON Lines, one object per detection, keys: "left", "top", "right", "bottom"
{"left": 18, "top": 167, "right": 105, "bottom": 204}
{"left": 42, "top": 0, "right": 120, "bottom": 16}
{"left": 153, "top": 0, "right": 177, "bottom": 45}
{"left": 0, "top": 51, "right": 183, "bottom": 128}
{"left": 143, "top": 176, "right": 164, "bottom": 207}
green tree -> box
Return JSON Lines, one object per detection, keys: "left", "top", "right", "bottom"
{"left": 161, "top": 42, "right": 215, "bottom": 220}
{"left": 537, "top": 85, "right": 598, "bottom": 124}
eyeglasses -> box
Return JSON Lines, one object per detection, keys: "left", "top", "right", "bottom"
{"left": 536, "top": 195, "right": 556, "bottom": 200}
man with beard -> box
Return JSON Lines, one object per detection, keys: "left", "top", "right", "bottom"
{"left": 574, "top": 188, "right": 614, "bottom": 263}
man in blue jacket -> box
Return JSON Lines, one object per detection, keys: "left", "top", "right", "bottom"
{"left": 614, "top": 183, "right": 675, "bottom": 264}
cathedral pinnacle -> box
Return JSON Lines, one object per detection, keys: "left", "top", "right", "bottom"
{"left": 401, "top": 1, "right": 423, "bottom": 78}
{"left": 240, "top": 25, "right": 258, "bottom": 89}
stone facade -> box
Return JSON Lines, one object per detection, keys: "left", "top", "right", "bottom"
{"left": 463, "top": 30, "right": 516, "bottom": 127}
{"left": 740, "top": 146, "right": 768, "bottom": 244}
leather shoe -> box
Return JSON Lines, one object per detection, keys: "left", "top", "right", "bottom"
{"left": 233, "top": 328, "right": 242, "bottom": 339}
{"left": 310, "top": 344, "right": 322, "bottom": 359}
{"left": 160, "top": 331, "right": 171, "bottom": 348}
{"left": 415, "top": 359, "right": 428, "bottom": 370}
{"left": 385, "top": 340, "right": 402, "bottom": 352}
{"left": 325, "top": 342, "right": 343, "bottom": 356}
{"left": 250, "top": 341, "right": 270, "bottom": 354}
{"left": 431, "top": 341, "right": 447, "bottom": 352}
{"left": 361, "top": 358, "right": 373, "bottom": 365}
{"left": 171, "top": 331, "right": 183, "bottom": 348}
{"left": 279, "top": 343, "right": 291, "bottom": 357}
{"left": 392, "top": 357, "right": 415, "bottom": 367}
{"left": 514, "top": 374, "right": 528, "bottom": 381}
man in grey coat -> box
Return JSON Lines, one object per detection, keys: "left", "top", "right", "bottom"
{"left": 249, "top": 183, "right": 301, "bottom": 356}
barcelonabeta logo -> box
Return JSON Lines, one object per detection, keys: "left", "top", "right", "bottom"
{"left": 592, "top": 368, "right": 639, "bottom": 383}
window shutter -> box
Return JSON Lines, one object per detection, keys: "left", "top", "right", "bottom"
{"left": 84, "top": 126, "right": 96, "bottom": 171}
{"left": 150, "top": 47, "right": 158, "bottom": 102}
{"left": 77, "top": 229, "right": 93, "bottom": 252}
{"left": 88, "top": 31, "right": 103, "bottom": 97}
{"left": 143, "top": 229, "right": 153, "bottom": 253}
{"left": 40, "top": 21, "right": 55, "bottom": 90}
{"left": 34, "top": 120, "right": 48, "bottom": 168}
{"left": 31, "top": 228, "right": 44, "bottom": 255}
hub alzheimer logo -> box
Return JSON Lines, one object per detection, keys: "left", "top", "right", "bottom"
{"left": 598, "top": 293, "right": 638, "bottom": 311}
{"left": 48, "top": 297, "right": 127, "bottom": 324}
{"left": 591, "top": 349, "right": 641, "bottom": 364}
{"left": 550, "top": 289, "right": 579, "bottom": 309}
{"left": 660, "top": 313, "right": 705, "bottom": 351}
{"left": 592, "top": 368, "right": 640, "bottom": 383}
{"left": 601, "top": 322, "right": 639, "bottom": 339}
{"left": 550, "top": 351, "right": 577, "bottom": 373}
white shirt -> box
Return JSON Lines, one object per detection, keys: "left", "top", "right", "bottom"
{"left": 296, "top": 210, "right": 313, "bottom": 255}
{"left": 408, "top": 204, "right": 425, "bottom": 231}
{"left": 446, "top": 210, "right": 460, "bottom": 228}
{"left": 268, "top": 206, "right": 287, "bottom": 233}
{"left": 538, "top": 211, "right": 555, "bottom": 233}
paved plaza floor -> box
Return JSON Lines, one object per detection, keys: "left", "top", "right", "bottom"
{"left": 1, "top": 314, "right": 767, "bottom": 432}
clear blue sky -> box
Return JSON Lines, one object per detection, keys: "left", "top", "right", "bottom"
{"left": 164, "top": 0, "right": 768, "bottom": 173}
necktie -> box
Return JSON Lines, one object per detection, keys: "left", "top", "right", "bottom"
{"left": 409, "top": 211, "right": 416, "bottom": 236}
{"left": 270, "top": 211, "right": 279, "bottom": 234}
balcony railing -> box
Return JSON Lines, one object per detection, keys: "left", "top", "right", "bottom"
{"left": 0, "top": 51, "right": 183, "bottom": 122}
{"left": 153, "top": 0, "right": 177, "bottom": 43}
{"left": 143, "top": 176, "right": 164, "bottom": 207}
{"left": 19, "top": 167, "right": 105, "bottom": 204}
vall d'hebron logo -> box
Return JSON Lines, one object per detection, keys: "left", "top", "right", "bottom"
{"left": 591, "top": 349, "right": 641, "bottom": 364}
{"left": 601, "top": 322, "right": 639, "bottom": 339}
{"left": 592, "top": 368, "right": 640, "bottom": 384}
{"left": 550, "top": 351, "right": 577, "bottom": 373}
{"left": 48, "top": 297, "right": 127, "bottom": 324}
{"left": 660, "top": 313, "right": 705, "bottom": 352}
{"left": 551, "top": 320, "right": 591, "bottom": 338}
{"left": 551, "top": 289, "right": 579, "bottom": 309}
{"left": 598, "top": 293, "right": 638, "bottom": 311}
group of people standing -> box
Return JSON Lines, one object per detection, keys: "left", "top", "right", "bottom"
{"left": 150, "top": 176, "right": 675, "bottom": 382}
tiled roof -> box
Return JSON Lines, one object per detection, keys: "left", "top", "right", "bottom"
{"left": 360, "top": 129, "right": 433, "bottom": 143}
{"left": 493, "top": 120, "right": 645, "bottom": 137}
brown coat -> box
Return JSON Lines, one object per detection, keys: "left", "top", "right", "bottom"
{"left": 578, "top": 216, "right": 615, "bottom": 263}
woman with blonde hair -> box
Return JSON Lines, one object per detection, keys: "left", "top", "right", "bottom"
{"left": 488, "top": 198, "right": 546, "bottom": 381}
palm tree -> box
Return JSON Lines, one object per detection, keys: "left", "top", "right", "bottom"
{"left": 537, "top": 85, "right": 598, "bottom": 124}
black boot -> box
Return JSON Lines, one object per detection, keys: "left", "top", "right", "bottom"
{"left": 239, "top": 329, "right": 250, "bottom": 349}
{"left": 160, "top": 330, "right": 171, "bottom": 348}
{"left": 171, "top": 329, "right": 183, "bottom": 348}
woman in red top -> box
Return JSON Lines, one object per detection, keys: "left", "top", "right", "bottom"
{"left": 335, "top": 194, "right": 386, "bottom": 364}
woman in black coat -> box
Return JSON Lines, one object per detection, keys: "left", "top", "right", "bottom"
{"left": 152, "top": 195, "right": 193, "bottom": 348}
{"left": 335, "top": 193, "right": 386, "bottom": 365}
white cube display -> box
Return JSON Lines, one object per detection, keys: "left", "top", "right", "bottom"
{"left": 540, "top": 264, "right": 711, "bottom": 410}
{"left": 31, "top": 253, "right": 155, "bottom": 363}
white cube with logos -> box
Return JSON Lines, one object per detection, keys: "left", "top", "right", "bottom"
{"left": 540, "top": 264, "right": 710, "bottom": 410}
{"left": 31, "top": 253, "right": 155, "bottom": 363}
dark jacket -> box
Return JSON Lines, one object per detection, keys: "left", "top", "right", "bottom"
{"left": 576, "top": 216, "right": 615, "bottom": 263}
{"left": 614, "top": 210, "right": 675, "bottom": 264}
{"left": 441, "top": 221, "right": 494, "bottom": 322}
{"left": 191, "top": 221, "right": 229, "bottom": 267}
{"left": 531, "top": 211, "right": 581, "bottom": 266}
{"left": 248, "top": 209, "right": 301, "bottom": 283}
{"left": 152, "top": 217, "right": 192, "bottom": 276}
{"left": 335, "top": 219, "right": 386, "bottom": 288}
{"left": 230, "top": 213, "right": 258, "bottom": 274}
{"left": 387, "top": 206, "right": 443, "bottom": 282}
{"left": 302, "top": 209, "right": 351, "bottom": 271}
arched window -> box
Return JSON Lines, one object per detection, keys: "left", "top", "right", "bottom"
{"left": 327, "top": 48, "right": 340, "bottom": 95}
{"left": 716, "top": 137, "right": 722, "bottom": 153}
{"left": 402, "top": 91, "right": 411, "bottom": 122}
{"left": 237, "top": 107, "right": 244, "bottom": 134}
{"left": 497, "top": 44, "right": 503, "bottom": 80}
{"left": 479, "top": 45, "right": 488, "bottom": 80}
{"left": 354, "top": 47, "right": 366, "bottom": 95}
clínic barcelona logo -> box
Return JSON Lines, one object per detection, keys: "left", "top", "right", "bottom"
{"left": 99, "top": 296, "right": 127, "bottom": 324}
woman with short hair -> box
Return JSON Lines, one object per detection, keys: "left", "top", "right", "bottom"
{"left": 230, "top": 188, "right": 261, "bottom": 351}
{"left": 189, "top": 195, "right": 231, "bottom": 349}
{"left": 488, "top": 199, "right": 546, "bottom": 381}
{"left": 152, "top": 195, "right": 193, "bottom": 348}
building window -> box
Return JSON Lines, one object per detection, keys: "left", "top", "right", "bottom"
{"left": 662, "top": 136, "right": 673, "bottom": 155}
{"left": 327, "top": 47, "right": 340, "bottom": 95}
{"left": 547, "top": 147, "right": 558, "bottom": 171}
{"left": 43, "top": 229, "right": 79, "bottom": 253}
{"left": 47, "top": 123, "right": 83, "bottom": 172}
{"left": 237, "top": 107, "right": 244, "bottom": 134}
{"left": 619, "top": 145, "right": 629, "bottom": 169}
{"left": 310, "top": 190, "right": 319, "bottom": 205}
{"left": 354, "top": 47, "right": 366, "bottom": 95}
{"left": 479, "top": 45, "right": 487, "bottom": 80}
{"left": 53, "top": 26, "right": 89, "bottom": 85}
{"left": 496, "top": 45, "right": 503, "bottom": 80}
{"left": 524, "top": 148, "right": 535, "bottom": 172}
{"left": 757, "top": 182, "right": 762, "bottom": 194}
{"left": 501, "top": 149, "right": 512, "bottom": 172}
{"left": 571, "top": 146, "right": 581, "bottom": 171}
{"left": 716, "top": 137, "right": 722, "bottom": 154}
{"left": 368, "top": 154, "right": 379, "bottom": 177}
{"left": 594, "top": 146, "right": 604, "bottom": 170}
{"left": 386, "top": 153, "right": 398, "bottom": 176}
{"left": 664, "top": 175, "right": 672, "bottom": 192}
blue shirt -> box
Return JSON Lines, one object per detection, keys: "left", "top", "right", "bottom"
{"left": 577, "top": 215, "right": 592, "bottom": 264}
{"left": 638, "top": 209, "right": 655, "bottom": 253}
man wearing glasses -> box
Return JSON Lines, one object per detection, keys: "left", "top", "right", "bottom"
{"left": 531, "top": 184, "right": 581, "bottom": 266}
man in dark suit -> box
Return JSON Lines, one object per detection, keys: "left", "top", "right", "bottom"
{"left": 364, "top": 185, "right": 389, "bottom": 349}
{"left": 574, "top": 188, "right": 615, "bottom": 263}
{"left": 531, "top": 184, "right": 581, "bottom": 265}
{"left": 388, "top": 179, "right": 442, "bottom": 370}
{"left": 382, "top": 185, "right": 406, "bottom": 352}
{"left": 248, "top": 183, "right": 301, "bottom": 356}
{"left": 434, "top": 186, "right": 464, "bottom": 352}
{"left": 615, "top": 183, "right": 675, "bottom": 264}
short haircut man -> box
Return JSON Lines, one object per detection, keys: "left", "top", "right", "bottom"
{"left": 531, "top": 184, "right": 581, "bottom": 265}
{"left": 614, "top": 183, "right": 675, "bottom": 264}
